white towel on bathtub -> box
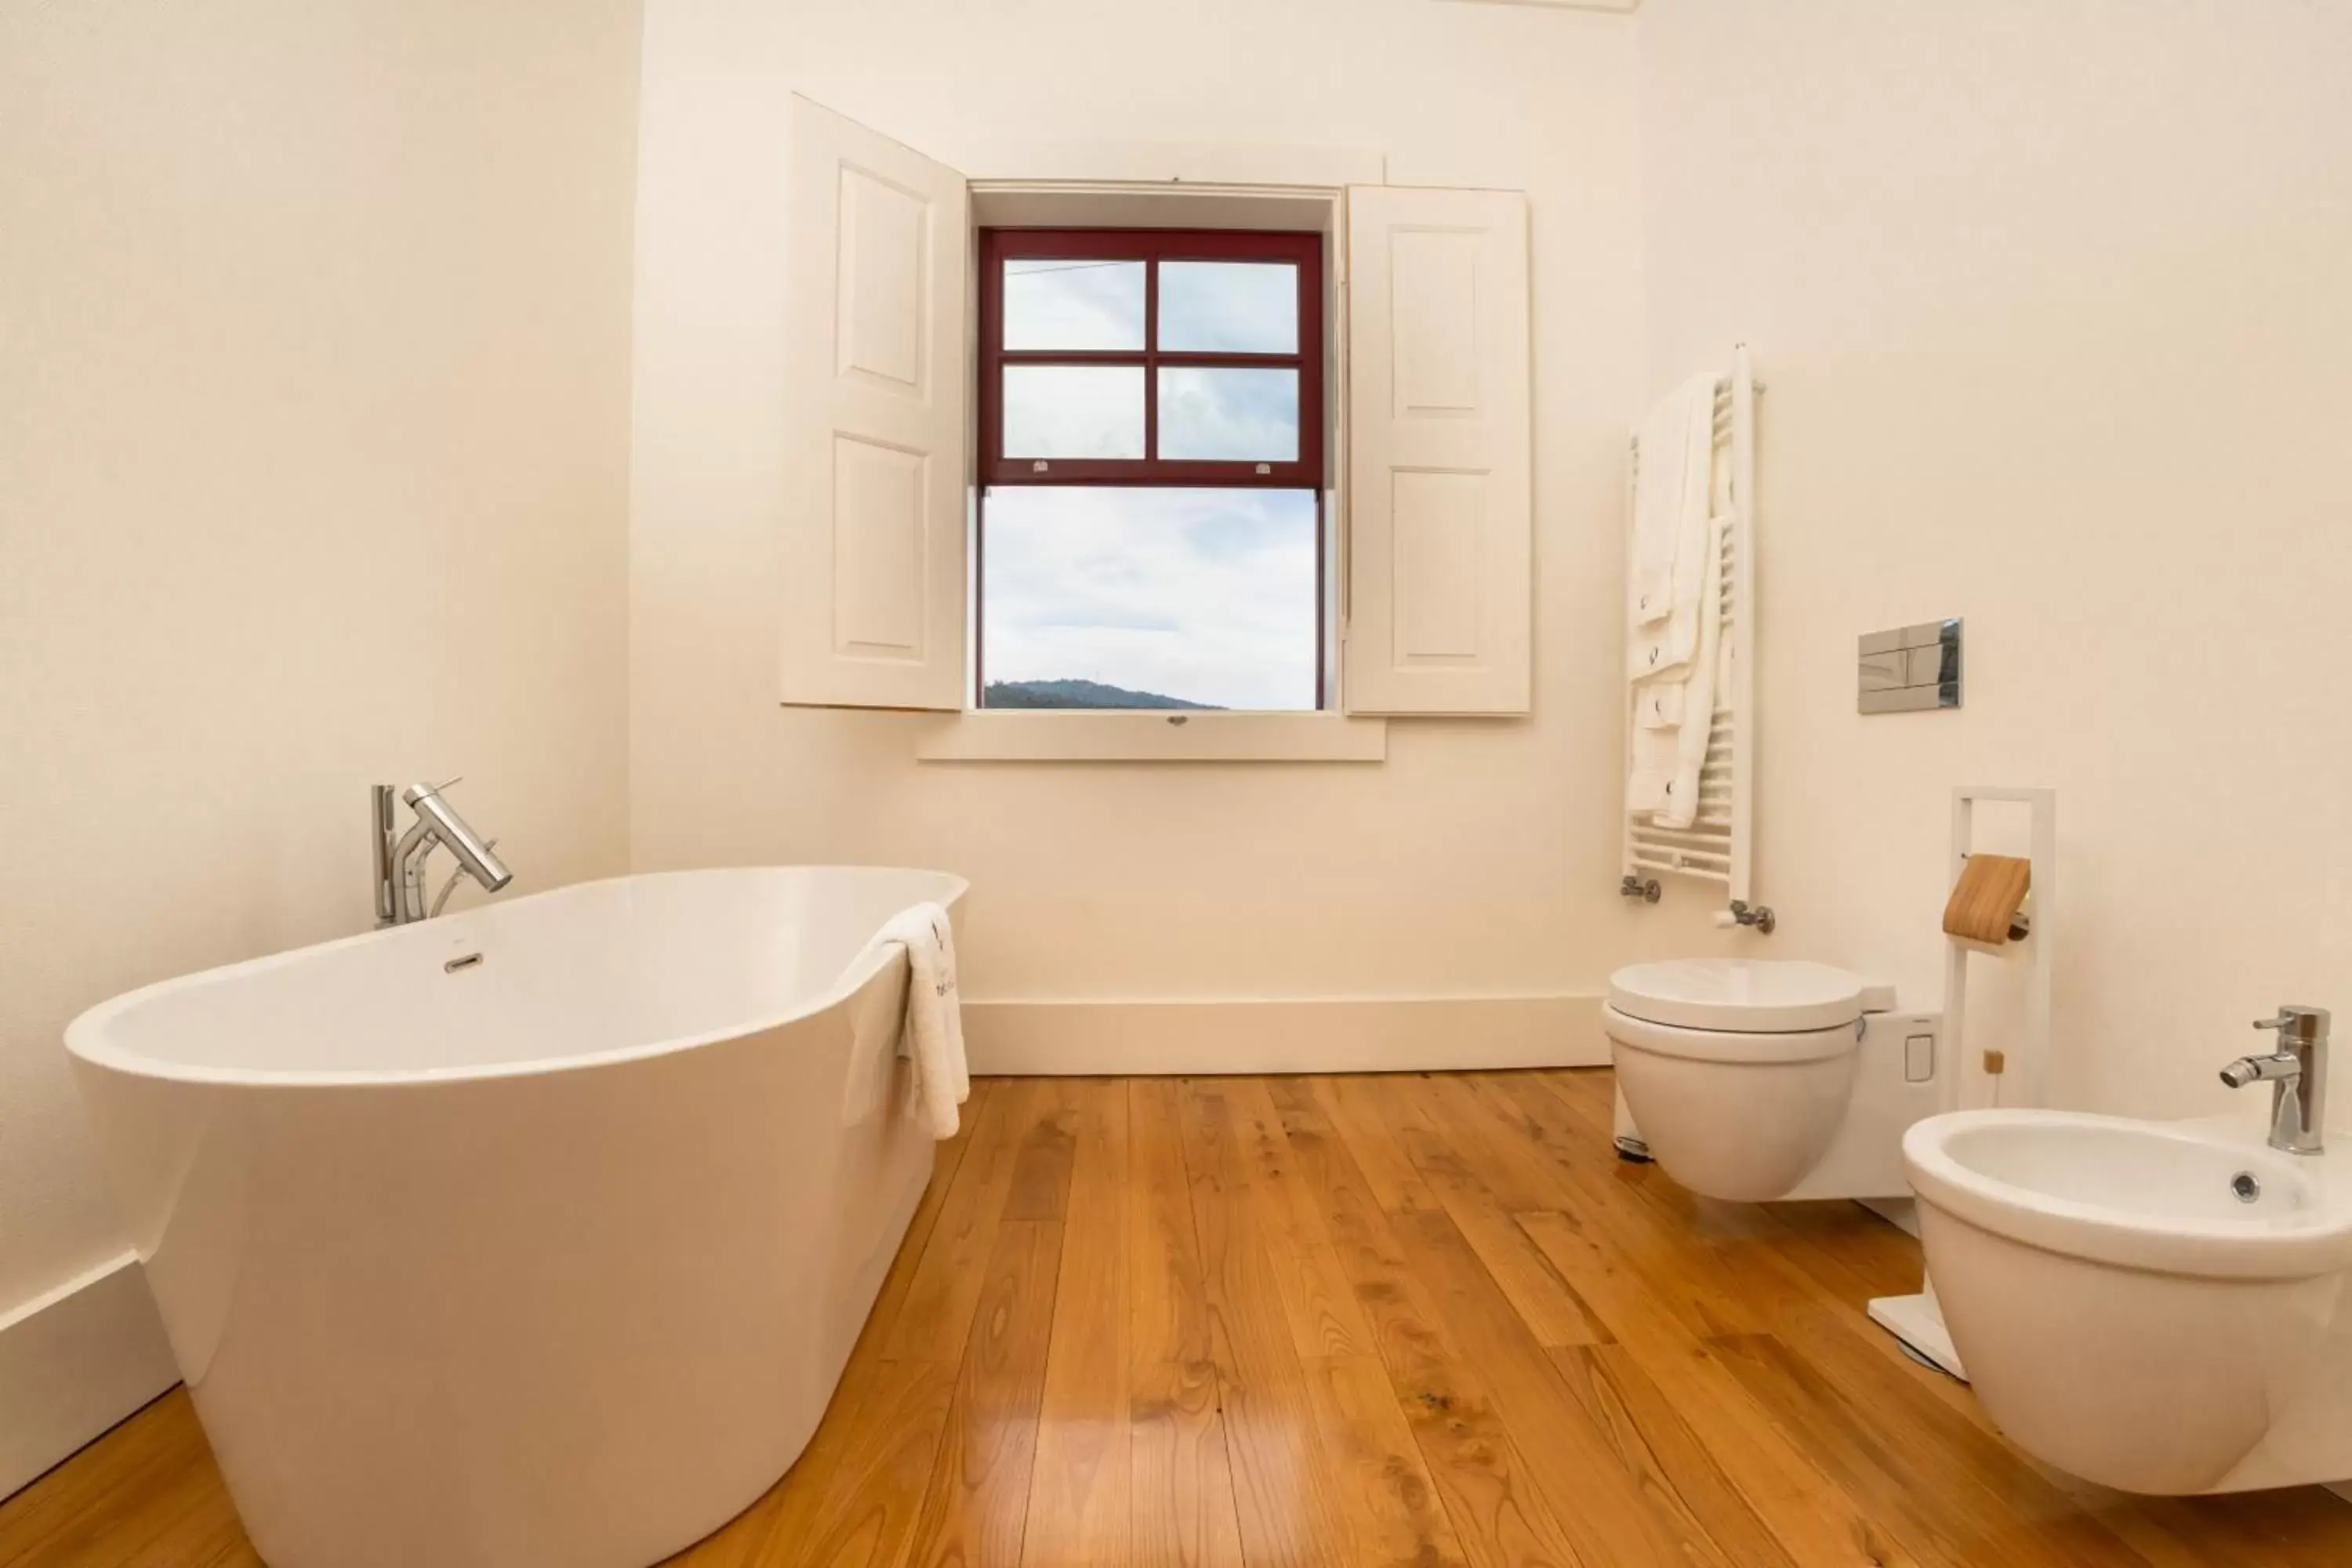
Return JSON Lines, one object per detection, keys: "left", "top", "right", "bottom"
{"left": 876, "top": 902, "right": 969, "bottom": 1138}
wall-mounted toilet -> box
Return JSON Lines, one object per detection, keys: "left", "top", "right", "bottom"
{"left": 1606, "top": 957, "right": 1945, "bottom": 1203}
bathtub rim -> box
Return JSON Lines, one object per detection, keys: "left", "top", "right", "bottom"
{"left": 64, "top": 865, "right": 969, "bottom": 1091}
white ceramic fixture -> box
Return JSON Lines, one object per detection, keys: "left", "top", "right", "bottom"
{"left": 67, "top": 866, "right": 967, "bottom": 1568}
{"left": 1907, "top": 1109, "right": 2352, "bottom": 1494}
{"left": 1606, "top": 957, "right": 1943, "bottom": 1201}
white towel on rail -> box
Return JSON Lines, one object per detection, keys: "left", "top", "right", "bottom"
{"left": 1634, "top": 681, "right": 1684, "bottom": 729}
{"left": 874, "top": 902, "right": 969, "bottom": 1138}
{"left": 1627, "top": 373, "right": 1717, "bottom": 652}
{"left": 1628, "top": 514, "right": 1726, "bottom": 828}
{"left": 1624, "top": 373, "right": 1721, "bottom": 826}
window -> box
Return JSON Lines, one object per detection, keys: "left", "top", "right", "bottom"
{"left": 975, "top": 229, "right": 1327, "bottom": 712}
{"left": 774, "top": 94, "right": 1534, "bottom": 737}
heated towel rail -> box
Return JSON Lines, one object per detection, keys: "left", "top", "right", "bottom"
{"left": 1620, "top": 344, "right": 1764, "bottom": 928}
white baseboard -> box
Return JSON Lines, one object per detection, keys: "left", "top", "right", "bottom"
{"left": 0, "top": 1252, "right": 180, "bottom": 1500}
{"left": 962, "top": 993, "right": 1607, "bottom": 1076}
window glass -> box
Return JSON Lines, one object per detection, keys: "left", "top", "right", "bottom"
{"left": 1002, "top": 258, "right": 1146, "bottom": 350}
{"left": 1159, "top": 261, "right": 1299, "bottom": 353}
{"left": 1157, "top": 367, "right": 1299, "bottom": 462}
{"left": 1002, "top": 365, "right": 1145, "bottom": 459}
{"left": 981, "top": 487, "right": 1317, "bottom": 712}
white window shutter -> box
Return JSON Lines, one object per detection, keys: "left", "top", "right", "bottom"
{"left": 779, "top": 96, "right": 969, "bottom": 710}
{"left": 1342, "top": 187, "right": 1532, "bottom": 716}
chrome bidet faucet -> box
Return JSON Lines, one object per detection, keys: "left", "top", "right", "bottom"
{"left": 2220, "top": 1005, "right": 2330, "bottom": 1155}
{"left": 372, "top": 780, "right": 513, "bottom": 926}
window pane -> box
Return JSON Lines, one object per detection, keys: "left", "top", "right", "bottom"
{"left": 1003, "top": 365, "right": 1145, "bottom": 459}
{"left": 1159, "top": 261, "right": 1299, "bottom": 353}
{"left": 981, "top": 488, "right": 1317, "bottom": 712}
{"left": 1157, "top": 367, "right": 1299, "bottom": 462}
{"left": 1003, "top": 258, "right": 1145, "bottom": 350}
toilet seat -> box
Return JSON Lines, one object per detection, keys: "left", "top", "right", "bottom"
{"left": 1602, "top": 1008, "right": 1858, "bottom": 1063}
{"left": 1609, "top": 957, "right": 1870, "bottom": 1036}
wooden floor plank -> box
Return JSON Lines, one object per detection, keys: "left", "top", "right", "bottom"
{"left": 0, "top": 1392, "right": 260, "bottom": 1568}
{"left": 1484, "top": 1076, "right": 1929, "bottom": 1568}
{"left": 1544, "top": 1342, "right": 1795, "bottom": 1568}
{"left": 1223, "top": 1078, "right": 1468, "bottom": 1565}
{"left": 1511, "top": 1210, "right": 1919, "bottom": 1568}
{"left": 906, "top": 1218, "right": 1065, "bottom": 1568}
{"left": 1300, "top": 1351, "right": 1474, "bottom": 1568}
{"left": 1316, "top": 1073, "right": 1442, "bottom": 1215}
{"left": 1706, "top": 1240, "right": 2159, "bottom": 1568}
{"left": 1020, "top": 1080, "right": 1131, "bottom": 1568}
{"left": 1467, "top": 1073, "right": 1769, "bottom": 1337}
{"left": 1221, "top": 1077, "right": 1381, "bottom": 1362}
{"left": 1003, "top": 1087, "right": 1081, "bottom": 1224}
{"left": 1125, "top": 1079, "right": 1247, "bottom": 1568}
{"left": 1399, "top": 1075, "right": 1613, "bottom": 1348}
{"left": 860, "top": 1078, "right": 998, "bottom": 1347}
{"left": 1175, "top": 1078, "right": 1356, "bottom": 1567}
{"left": 671, "top": 1356, "right": 958, "bottom": 1568}
{"left": 1712, "top": 1328, "right": 2029, "bottom": 1568}
{"left": 10, "top": 1069, "right": 2352, "bottom": 1568}
{"left": 1125, "top": 1361, "right": 1244, "bottom": 1568}
{"left": 1367, "top": 1075, "right": 1755, "bottom": 1566}
{"left": 2147, "top": 1490, "right": 2352, "bottom": 1568}
{"left": 883, "top": 1079, "right": 1041, "bottom": 1365}
{"left": 1269, "top": 1076, "right": 1593, "bottom": 1568}
{"left": 1384, "top": 1197, "right": 1741, "bottom": 1568}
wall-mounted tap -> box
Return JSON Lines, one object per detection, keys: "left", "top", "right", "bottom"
{"left": 2220, "top": 1005, "right": 2329, "bottom": 1155}
{"left": 373, "top": 781, "right": 513, "bottom": 927}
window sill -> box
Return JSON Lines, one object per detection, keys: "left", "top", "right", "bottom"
{"left": 912, "top": 710, "right": 1387, "bottom": 764}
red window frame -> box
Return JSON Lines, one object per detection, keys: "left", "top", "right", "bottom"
{"left": 978, "top": 227, "right": 1326, "bottom": 485}
{"left": 975, "top": 227, "right": 1329, "bottom": 707}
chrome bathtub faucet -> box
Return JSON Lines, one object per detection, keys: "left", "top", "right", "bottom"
{"left": 372, "top": 780, "right": 513, "bottom": 926}
{"left": 2220, "top": 1005, "right": 2330, "bottom": 1156}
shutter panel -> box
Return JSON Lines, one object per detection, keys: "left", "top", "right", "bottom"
{"left": 779, "top": 96, "right": 969, "bottom": 710}
{"left": 1342, "top": 187, "right": 1532, "bottom": 715}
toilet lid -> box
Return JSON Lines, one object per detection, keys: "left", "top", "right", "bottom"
{"left": 1607, "top": 958, "right": 1867, "bottom": 1034}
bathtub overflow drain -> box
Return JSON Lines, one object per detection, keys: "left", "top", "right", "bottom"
{"left": 2231, "top": 1171, "right": 2261, "bottom": 1203}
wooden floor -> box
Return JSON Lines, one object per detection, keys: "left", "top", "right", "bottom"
{"left": 7, "top": 1070, "right": 2351, "bottom": 1567}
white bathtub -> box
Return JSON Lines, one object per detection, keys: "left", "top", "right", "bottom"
{"left": 66, "top": 866, "right": 967, "bottom": 1568}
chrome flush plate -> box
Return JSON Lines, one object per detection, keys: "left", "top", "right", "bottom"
{"left": 1858, "top": 619, "right": 1962, "bottom": 713}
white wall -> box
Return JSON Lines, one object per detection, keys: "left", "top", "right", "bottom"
{"left": 1636, "top": 0, "right": 2352, "bottom": 1116}
{"left": 0, "top": 0, "right": 640, "bottom": 1364}
{"left": 630, "top": 0, "right": 1697, "bottom": 1025}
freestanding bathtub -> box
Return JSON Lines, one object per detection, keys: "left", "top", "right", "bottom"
{"left": 66, "top": 866, "right": 967, "bottom": 1568}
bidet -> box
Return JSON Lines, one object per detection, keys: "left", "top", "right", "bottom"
{"left": 1906, "top": 1106, "right": 2352, "bottom": 1494}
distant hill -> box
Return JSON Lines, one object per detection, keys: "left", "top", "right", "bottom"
{"left": 984, "top": 678, "right": 1221, "bottom": 711}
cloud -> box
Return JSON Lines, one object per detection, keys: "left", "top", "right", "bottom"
{"left": 1002, "top": 365, "right": 1145, "bottom": 459}
{"left": 1003, "top": 260, "right": 1144, "bottom": 350}
{"left": 1159, "top": 367, "right": 1298, "bottom": 461}
{"left": 1159, "top": 261, "right": 1298, "bottom": 353}
{"left": 982, "top": 488, "right": 1319, "bottom": 710}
